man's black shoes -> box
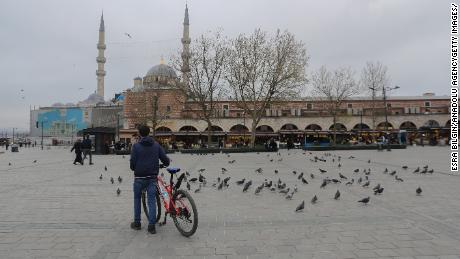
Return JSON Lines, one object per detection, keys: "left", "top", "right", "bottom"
{"left": 148, "top": 224, "right": 156, "bottom": 234}
{"left": 130, "top": 222, "right": 141, "bottom": 230}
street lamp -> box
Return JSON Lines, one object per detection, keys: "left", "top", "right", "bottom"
{"left": 368, "top": 85, "right": 400, "bottom": 132}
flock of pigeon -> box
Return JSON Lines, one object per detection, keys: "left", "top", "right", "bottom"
{"left": 179, "top": 151, "right": 432, "bottom": 213}
{"left": 98, "top": 165, "right": 124, "bottom": 196}
{"left": 5, "top": 151, "right": 430, "bottom": 214}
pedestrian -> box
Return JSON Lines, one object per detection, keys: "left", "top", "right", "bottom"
{"left": 130, "top": 125, "right": 170, "bottom": 234}
{"left": 82, "top": 135, "right": 93, "bottom": 165}
{"left": 71, "top": 139, "right": 84, "bottom": 165}
{"left": 5, "top": 141, "right": 9, "bottom": 151}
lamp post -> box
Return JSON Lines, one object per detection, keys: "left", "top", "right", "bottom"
{"left": 368, "top": 85, "right": 400, "bottom": 132}
{"left": 12, "top": 128, "right": 17, "bottom": 144}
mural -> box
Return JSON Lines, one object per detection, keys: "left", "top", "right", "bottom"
{"left": 36, "top": 108, "right": 90, "bottom": 137}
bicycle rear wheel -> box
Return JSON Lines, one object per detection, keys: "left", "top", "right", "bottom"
{"left": 141, "top": 190, "right": 161, "bottom": 223}
{"left": 172, "top": 189, "right": 198, "bottom": 237}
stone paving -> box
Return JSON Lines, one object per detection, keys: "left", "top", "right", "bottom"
{"left": 0, "top": 145, "right": 459, "bottom": 259}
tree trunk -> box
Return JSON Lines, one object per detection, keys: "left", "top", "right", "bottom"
{"left": 207, "top": 120, "right": 212, "bottom": 148}
{"left": 250, "top": 122, "right": 257, "bottom": 148}
{"left": 332, "top": 114, "right": 337, "bottom": 146}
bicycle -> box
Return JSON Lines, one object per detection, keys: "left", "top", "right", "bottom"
{"left": 141, "top": 166, "right": 198, "bottom": 237}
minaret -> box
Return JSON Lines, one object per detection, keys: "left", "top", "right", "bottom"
{"left": 181, "top": 4, "right": 191, "bottom": 85}
{"left": 96, "top": 12, "right": 106, "bottom": 99}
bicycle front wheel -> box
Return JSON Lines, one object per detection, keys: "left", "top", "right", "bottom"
{"left": 172, "top": 189, "right": 198, "bottom": 237}
{"left": 141, "top": 190, "right": 161, "bottom": 223}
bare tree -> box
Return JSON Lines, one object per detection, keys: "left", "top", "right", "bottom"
{"left": 127, "top": 93, "right": 170, "bottom": 137}
{"left": 311, "top": 66, "right": 359, "bottom": 146}
{"left": 173, "top": 30, "right": 228, "bottom": 147}
{"left": 225, "top": 29, "right": 308, "bottom": 147}
{"left": 361, "top": 61, "right": 390, "bottom": 129}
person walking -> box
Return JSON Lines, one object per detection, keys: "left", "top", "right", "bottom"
{"left": 71, "top": 139, "right": 84, "bottom": 165}
{"left": 82, "top": 135, "right": 93, "bottom": 165}
{"left": 130, "top": 125, "right": 170, "bottom": 234}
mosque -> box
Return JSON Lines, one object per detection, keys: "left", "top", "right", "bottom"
{"left": 30, "top": 4, "right": 450, "bottom": 149}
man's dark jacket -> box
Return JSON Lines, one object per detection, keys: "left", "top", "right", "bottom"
{"left": 130, "top": 137, "right": 170, "bottom": 178}
{"left": 82, "top": 139, "right": 91, "bottom": 149}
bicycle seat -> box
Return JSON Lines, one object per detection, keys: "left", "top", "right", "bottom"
{"left": 167, "top": 167, "right": 181, "bottom": 174}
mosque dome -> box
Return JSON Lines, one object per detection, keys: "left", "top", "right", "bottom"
{"left": 79, "top": 93, "right": 105, "bottom": 106}
{"left": 146, "top": 64, "right": 177, "bottom": 79}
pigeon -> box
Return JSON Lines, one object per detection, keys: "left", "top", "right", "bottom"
{"left": 110, "top": 177, "right": 114, "bottom": 184}
{"left": 338, "top": 163, "right": 341, "bottom": 168}
{"left": 416, "top": 186, "right": 422, "bottom": 195}
{"left": 198, "top": 168, "right": 206, "bottom": 172}
{"left": 320, "top": 180, "right": 327, "bottom": 188}
{"left": 228, "top": 160, "right": 236, "bottom": 164}
{"left": 186, "top": 182, "right": 191, "bottom": 191}
{"left": 116, "top": 188, "right": 121, "bottom": 196}
{"left": 413, "top": 167, "right": 420, "bottom": 173}
{"left": 374, "top": 187, "right": 384, "bottom": 195}
{"left": 368, "top": 160, "right": 371, "bottom": 163}
{"left": 221, "top": 168, "right": 227, "bottom": 173}
{"left": 331, "top": 179, "right": 341, "bottom": 184}
{"left": 292, "top": 170, "right": 297, "bottom": 175}
{"left": 255, "top": 168, "right": 263, "bottom": 174}
{"left": 242, "top": 180, "right": 252, "bottom": 192}
{"left": 118, "top": 176, "right": 122, "bottom": 183}
{"left": 254, "top": 185, "right": 263, "bottom": 195}
{"left": 195, "top": 185, "right": 201, "bottom": 193}
{"left": 358, "top": 197, "right": 370, "bottom": 204}
{"left": 345, "top": 181, "right": 353, "bottom": 186}
{"left": 349, "top": 156, "right": 355, "bottom": 159}
{"left": 297, "top": 172, "right": 304, "bottom": 180}
{"left": 311, "top": 195, "right": 318, "bottom": 204}
{"left": 189, "top": 177, "right": 198, "bottom": 182}
{"left": 8, "top": 162, "right": 11, "bottom": 166}
{"left": 339, "top": 173, "right": 347, "bottom": 180}
{"left": 319, "top": 168, "right": 327, "bottom": 173}
{"left": 372, "top": 184, "right": 381, "bottom": 191}
{"left": 427, "top": 169, "right": 434, "bottom": 174}
{"left": 362, "top": 181, "right": 370, "bottom": 188}
{"left": 236, "top": 178, "right": 246, "bottom": 185}
{"left": 33, "top": 160, "right": 37, "bottom": 163}
{"left": 402, "top": 166, "right": 408, "bottom": 170}
{"left": 353, "top": 169, "right": 359, "bottom": 173}
{"left": 390, "top": 171, "right": 397, "bottom": 176}
{"left": 423, "top": 165, "right": 429, "bottom": 169}
{"left": 395, "top": 176, "right": 404, "bottom": 182}
{"left": 279, "top": 188, "right": 290, "bottom": 194}
{"left": 269, "top": 159, "right": 274, "bottom": 162}
{"left": 265, "top": 181, "right": 273, "bottom": 188}
{"left": 274, "top": 170, "right": 279, "bottom": 174}
{"left": 301, "top": 178, "right": 308, "bottom": 184}
{"left": 104, "top": 166, "right": 107, "bottom": 171}
{"left": 383, "top": 168, "right": 388, "bottom": 173}
{"left": 217, "top": 181, "right": 224, "bottom": 190}
{"left": 334, "top": 190, "right": 341, "bottom": 200}
{"left": 223, "top": 177, "right": 231, "bottom": 185}
{"left": 295, "top": 201, "right": 305, "bottom": 212}
{"left": 99, "top": 174, "right": 103, "bottom": 180}
{"left": 358, "top": 177, "right": 362, "bottom": 184}
{"left": 310, "top": 173, "right": 315, "bottom": 179}
{"left": 199, "top": 174, "right": 206, "bottom": 183}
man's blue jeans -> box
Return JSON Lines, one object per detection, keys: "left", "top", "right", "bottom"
{"left": 133, "top": 178, "right": 157, "bottom": 225}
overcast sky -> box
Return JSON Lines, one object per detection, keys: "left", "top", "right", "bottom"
{"left": 0, "top": 0, "right": 450, "bottom": 131}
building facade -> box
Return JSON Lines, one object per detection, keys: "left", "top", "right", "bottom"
{"left": 119, "top": 5, "right": 450, "bottom": 147}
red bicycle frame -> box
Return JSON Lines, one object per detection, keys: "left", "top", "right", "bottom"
{"left": 157, "top": 174, "right": 189, "bottom": 216}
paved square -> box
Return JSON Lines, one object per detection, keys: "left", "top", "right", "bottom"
{"left": 0, "top": 146, "right": 459, "bottom": 259}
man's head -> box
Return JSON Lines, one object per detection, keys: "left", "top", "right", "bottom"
{"left": 138, "top": 125, "right": 150, "bottom": 137}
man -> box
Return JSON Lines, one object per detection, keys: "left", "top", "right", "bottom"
{"left": 130, "top": 125, "right": 170, "bottom": 234}
{"left": 71, "top": 139, "right": 84, "bottom": 165}
{"left": 82, "top": 135, "right": 93, "bottom": 165}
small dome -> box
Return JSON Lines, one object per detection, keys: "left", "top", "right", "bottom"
{"left": 146, "top": 64, "right": 177, "bottom": 79}
{"left": 79, "top": 93, "right": 105, "bottom": 106}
